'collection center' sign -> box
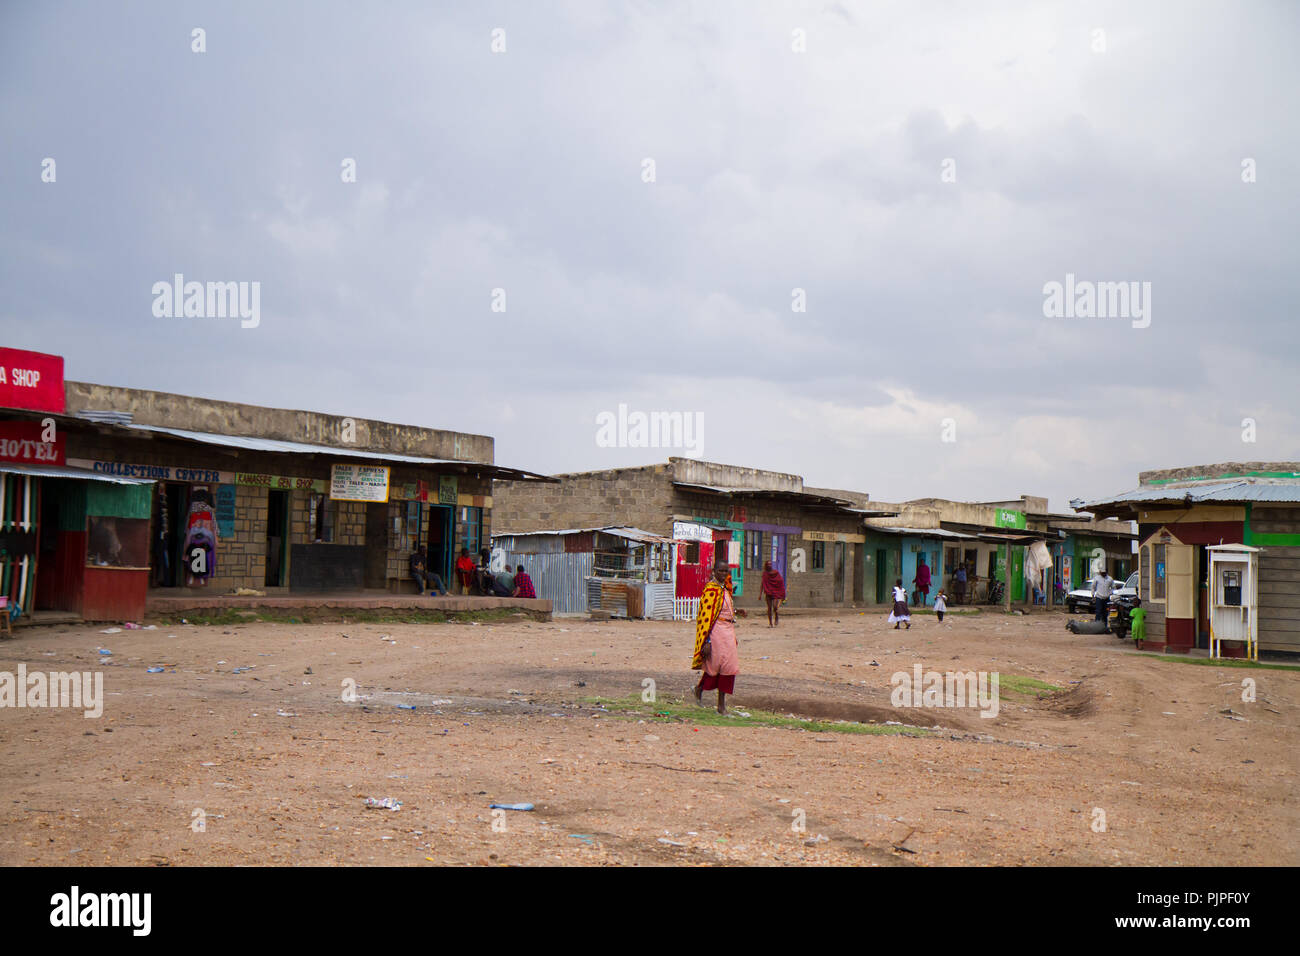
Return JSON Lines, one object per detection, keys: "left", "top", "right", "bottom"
{"left": 329, "top": 464, "right": 390, "bottom": 502}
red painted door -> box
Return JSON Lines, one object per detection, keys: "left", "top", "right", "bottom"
{"left": 675, "top": 540, "right": 713, "bottom": 599}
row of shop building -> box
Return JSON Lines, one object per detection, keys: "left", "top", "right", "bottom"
{"left": 1077, "top": 463, "right": 1300, "bottom": 657}
{"left": 4, "top": 347, "right": 1294, "bottom": 656}
{"left": 0, "top": 348, "right": 552, "bottom": 624}
{"left": 489, "top": 459, "right": 1136, "bottom": 617}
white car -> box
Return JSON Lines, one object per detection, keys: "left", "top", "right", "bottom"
{"left": 1111, "top": 571, "right": 1139, "bottom": 602}
{"left": 1066, "top": 572, "right": 1137, "bottom": 613}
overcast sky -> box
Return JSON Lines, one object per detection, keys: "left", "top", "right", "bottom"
{"left": 2, "top": 1, "right": 1297, "bottom": 512}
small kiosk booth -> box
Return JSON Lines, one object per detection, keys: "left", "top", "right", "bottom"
{"left": 1207, "top": 544, "right": 1259, "bottom": 661}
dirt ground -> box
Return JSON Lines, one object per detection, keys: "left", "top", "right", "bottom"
{"left": 1, "top": 606, "right": 1296, "bottom": 867}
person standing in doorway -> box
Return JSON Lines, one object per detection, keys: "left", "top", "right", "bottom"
{"left": 1091, "top": 566, "right": 1114, "bottom": 622}
{"left": 760, "top": 560, "right": 786, "bottom": 627}
{"left": 692, "top": 556, "right": 740, "bottom": 714}
{"left": 954, "top": 563, "right": 968, "bottom": 605}
{"left": 913, "top": 556, "right": 932, "bottom": 607}
{"left": 889, "top": 579, "right": 911, "bottom": 629}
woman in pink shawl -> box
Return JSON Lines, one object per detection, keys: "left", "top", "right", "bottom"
{"left": 760, "top": 560, "right": 786, "bottom": 627}
{"left": 693, "top": 557, "right": 740, "bottom": 714}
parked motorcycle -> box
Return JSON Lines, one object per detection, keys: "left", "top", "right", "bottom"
{"left": 1108, "top": 593, "right": 1138, "bottom": 640}
{"left": 986, "top": 579, "right": 1005, "bottom": 604}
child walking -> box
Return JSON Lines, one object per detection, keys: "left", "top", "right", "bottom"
{"left": 934, "top": 589, "right": 948, "bottom": 623}
{"left": 888, "top": 579, "right": 911, "bottom": 629}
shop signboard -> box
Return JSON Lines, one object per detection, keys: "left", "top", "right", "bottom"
{"left": 237, "top": 472, "right": 324, "bottom": 492}
{"left": 215, "top": 484, "right": 237, "bottom": 538}
{"left": 0, "top": 348, "right": 64, "bottom": 414}
{"left": 438, "top": 475, "right": 458, "bottom": 505}
{"left": 0, "top": 420, "right": 66, "bottom": 465}
{"left": 995, "top": 508, "right": 1026, "bottom": 529}
{"left": 672, "top": 521, "right": 713, "bottom": 542}
{"left": 330, "top": 464, "right": 390, "bottom": 502}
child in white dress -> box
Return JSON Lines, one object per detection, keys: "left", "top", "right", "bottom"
{"left": 888, "top": 579, "right": 911, "bottom": 629}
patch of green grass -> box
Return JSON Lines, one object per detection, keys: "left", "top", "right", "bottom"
{"left": 996, "top": 674, "right": 1062, "bottom": 698}
{"left": 585, "top": 695, "right": 933, "bottom": 736}
{"left": 1134, "top": 653, "right": 1300, "bottom": 672}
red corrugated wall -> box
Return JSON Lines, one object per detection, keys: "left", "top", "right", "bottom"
{"left": 81, "top": 568, "right": 148, "bottom": 622}
{"left": 36, "top": 530, "right": 86, "bottom": 613}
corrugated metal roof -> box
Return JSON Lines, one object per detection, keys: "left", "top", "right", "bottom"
{"left": 0, "top": 462, "right": 154, "bottom": 484}
{"left": 127, "top": 423, "right": 470, "bottom": 464}
{"left": 671, "top": 481, "right": 851, "bottom": 507}
{"left": 866, "top": 526, "right": 977, "bottom": 539}
{"left": 493, "top": 525, "right": 671, "bottom": 544}
{"left": 124, "top": 423, "right": 554, "bottom": 480}
{"left": 1200, "top": 483, "right": 1300, "bottom": 502}
{"left": 1083, "top": 479, "right": 1300, "bottom": 508}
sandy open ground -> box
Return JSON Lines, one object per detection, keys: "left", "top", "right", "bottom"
{"left": 1, "top": 607, "right": 1296, "bottom": 866}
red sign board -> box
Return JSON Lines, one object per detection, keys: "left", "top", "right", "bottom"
{"left": 0, "top": 420, "right": 66, "bottom": 465}
{"left": 0, "top": 348, "right": 65, "bottom": 414}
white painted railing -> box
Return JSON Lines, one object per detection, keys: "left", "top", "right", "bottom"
{"left": 673, "top": 596, "right": 699, "bottom": 621}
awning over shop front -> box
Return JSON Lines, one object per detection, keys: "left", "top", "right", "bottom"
{"left": 0, "top": 462, "right": 155, "bottom": 484}
{"left": 672, "top": 481, "right": 860, "bottom": 513}
{"left": 123, "top": 423, "right": 556, "bottom": 482}
{"left": 864, "top": 526, "right": 978, "bottom": 539}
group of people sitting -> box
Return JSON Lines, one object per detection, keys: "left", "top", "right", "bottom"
{"left": 408, "top": 545, "right": 535, "bottom": 598}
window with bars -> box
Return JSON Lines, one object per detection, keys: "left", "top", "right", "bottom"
{"left": 746, "top": 531, "right": 763, "bottom": 570}
{"left": 310, "top": 494, "right": 336, "bottom": 543}
{"left": 1151, "top": 543, "right": 1166, "bottom": 600}
{"left": 812, "top": 540, "right": 825, "bottom": 571}
{"left": 396, "top": 501, "right": 422, "bottom": 552}
{"left": 461, "top": 505, "right": 483, "bottom": 557}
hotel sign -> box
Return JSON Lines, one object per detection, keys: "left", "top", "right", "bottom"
{"left": 0, "top": 420, "right": 66, "bottom": 465}
{"left": 330, "top": 464, "right": 390, "bottom": 502}
{"left": 0, "top": 348, "right": 64, "bottom": 414}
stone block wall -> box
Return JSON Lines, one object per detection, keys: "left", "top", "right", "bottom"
{"left": 493, "top": 465, "right": 673, "bottom": 535}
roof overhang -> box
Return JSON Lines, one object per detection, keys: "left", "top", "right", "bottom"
{"left": 120, "top": 423, "right": 557, "bottom": 482}
{"left": 672, "top": 480, "right": 857, "bottom": 512}
{"left": 493, "top": 526, "right": 671, "bottom": 545}
{"left": 865, "top": 526, "right": 978, "bottom": 540}
{"left": 0, "top": 462, "right": 154, "bottom": 485}
{"left": 1047, "top": 521, "right": 1138, "bottom": 541}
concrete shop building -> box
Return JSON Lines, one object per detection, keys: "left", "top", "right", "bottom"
{"left": 1, "top": 372, "right": 549, "bottom": 622}
{"left": 806, "top": 490, "right": 1134, "bottom": 606}
{"left": 1076, "top": 462, "right": 1300, "bottom": 656}
{"left": 492, "top": 458, "right": 895, "bottom": 608}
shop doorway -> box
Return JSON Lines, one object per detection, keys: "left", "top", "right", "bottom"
{"left": 151, "top": 482, "right": 187, "bottom": 588}
{"left": 852, "top": 545, "right": 865, "bottom": 603}
{"left": 426, "top": 505, "right": 453, "bottom": 583}
{"left": 1196, "top": 544, "right": 1211, "bottom": 650}
{"left": 770, "top": 533, "right": 787, "bottom": 579}
{"left": 833, "top": 541, "right": 845, "bottom": 603}
{"left": 363, "top": 502, "right": 388, "bottom": 589}
{"left": 265, "top": 489, "right": 289, "bottom": 587}
{"left": 875, "top": 549, "right": 888, "bottom": 603}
